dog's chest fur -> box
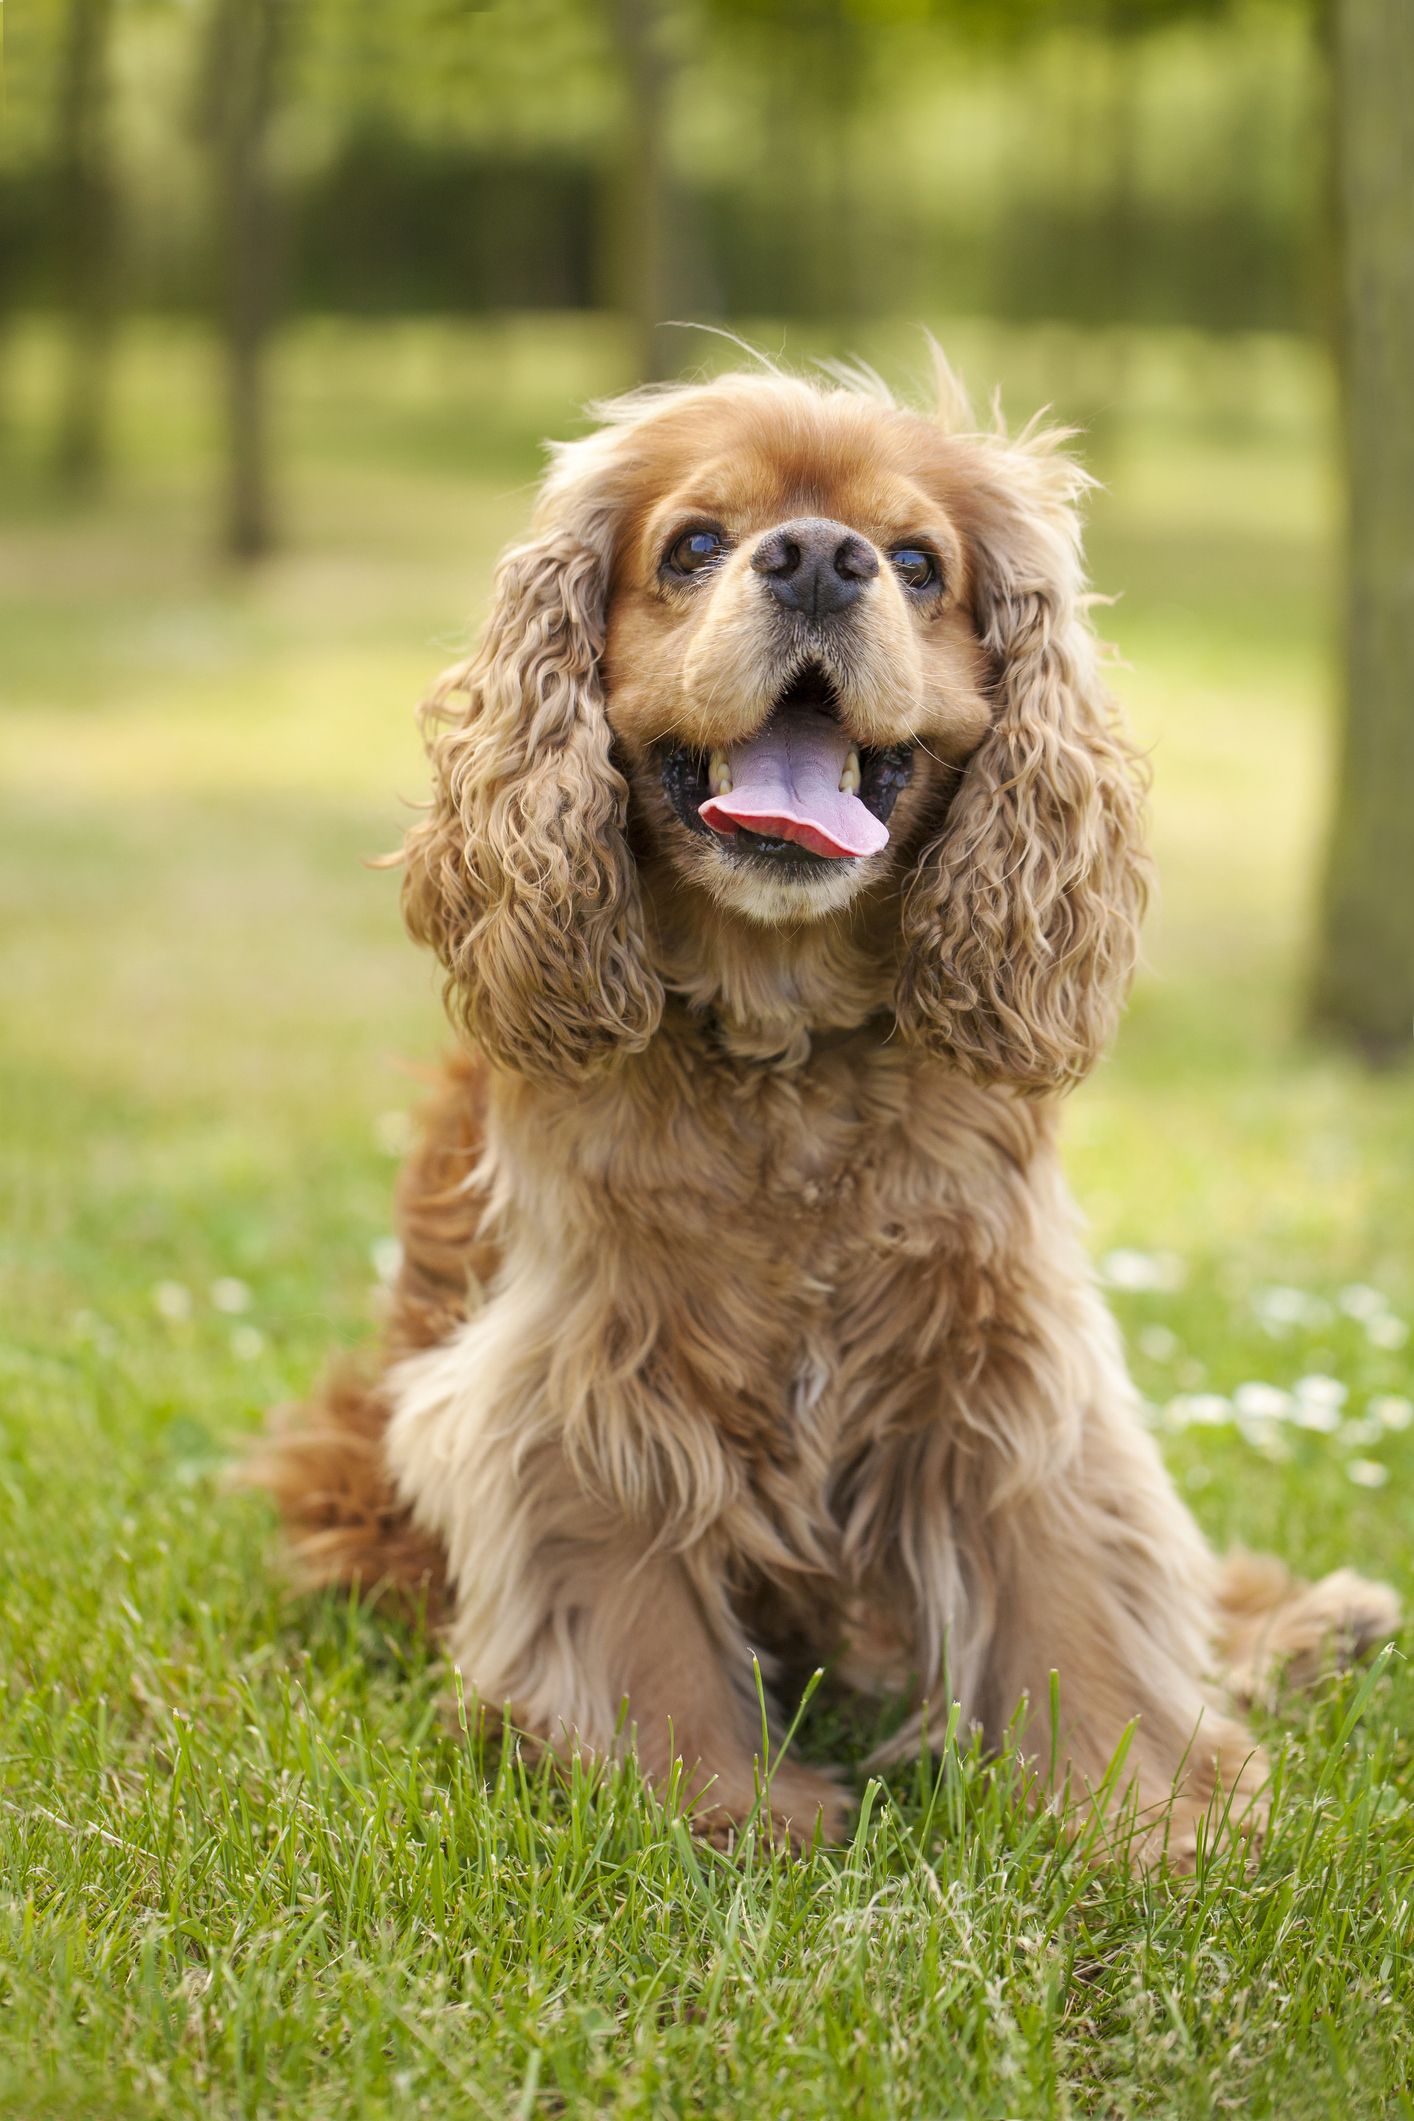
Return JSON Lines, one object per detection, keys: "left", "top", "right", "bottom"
{"left": 490, "top": 1017, "right": 1053, "bottom": 1507}
{"left": 388, "top": 1023, "right": 1094, "bottom": 1683}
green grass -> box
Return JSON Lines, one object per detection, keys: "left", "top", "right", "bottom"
{"left": 1, "top": 315, "right": 1411, "bottom": 2119}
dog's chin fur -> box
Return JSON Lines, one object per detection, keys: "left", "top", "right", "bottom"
{"left": 254, "top": 358, "right": 1400, "bottom": 1860}
{"left": 701, "top": 848, "right": 885, "bottom": 927}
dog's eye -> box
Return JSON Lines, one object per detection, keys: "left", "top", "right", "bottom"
{"left": 890, "top": 547, "right": 939, "bottom": 593}
{"left": 667, "top": 528, "right": 726, "bottom": 576}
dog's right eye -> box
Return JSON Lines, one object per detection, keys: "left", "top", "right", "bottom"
{"left": 890, "top": 546, "right": 940, "bottom": 593}
{"left": 666, "top": 528, "right": 726, "bottom": 576}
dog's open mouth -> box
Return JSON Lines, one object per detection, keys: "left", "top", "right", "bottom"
{"left": 660, "top": 667, "right": 913, "bottom": 867}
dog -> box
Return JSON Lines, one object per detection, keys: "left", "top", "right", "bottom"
{"left": 257, "top": 357, "right": 1399, "bottom": 1858}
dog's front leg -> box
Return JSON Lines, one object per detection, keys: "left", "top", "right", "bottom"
{"left": 865, "top": 1374, "right": 1267, "bottom": 1866}
{"left": 385, "top": 1313, "right": 847, "bottom": 1847}
{"left": 965, "top": 1393, "right": 1270, "bottom": 1866}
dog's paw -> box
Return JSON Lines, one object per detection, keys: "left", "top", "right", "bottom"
{"left": 1220, "top": 1554, "right": 1402, "bottom": 1705}
{"left": 764, "top": 1760, "right": 853, "bottom": 1850}
{"left": 688, "top": 1759, "right": 851, "bottom": 1853}
{"left": 1278, "top": 1568, "right": 1402, "bottom": 1689}
{"left": 1135, "top": 1791, "right": 1266, "bottom": 1877}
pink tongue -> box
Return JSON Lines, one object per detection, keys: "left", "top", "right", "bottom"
{"left": 698, "top": 709, "right": 889, "bottom": 861}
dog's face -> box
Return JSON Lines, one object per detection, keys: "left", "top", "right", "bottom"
{"left": 403, "top": 366, "right": 1148, "bottom": 1090}
{"left": 602, "top": 391, "right": 992, "bottom": 924}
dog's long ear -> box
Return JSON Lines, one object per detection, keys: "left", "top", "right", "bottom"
{"left": 895, "top": 432, "right": 1149, "bottom": 1092}
{"left": 402, "top": 519, "right": 662, "bottom": 1081}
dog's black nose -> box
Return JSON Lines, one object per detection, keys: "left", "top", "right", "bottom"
{"left": 750, "top": 517, "right": 879, "bottom": 620}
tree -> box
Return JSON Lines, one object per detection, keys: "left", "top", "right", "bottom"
{"left": 1310, "top": 0, "right": 1414, "bottom": 1059}
{"left": 203, "top": 0, "right": 287, "bottom": 559}
{"left": 607, "top": 0, "right": 674, "bottom": 383}
{"left": 51, "top": 0, "right": 116, "bottom": 491}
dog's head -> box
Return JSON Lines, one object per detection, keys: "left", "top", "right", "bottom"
{"left": 403, "top": 363, "right": 1148, "bottom": 1089}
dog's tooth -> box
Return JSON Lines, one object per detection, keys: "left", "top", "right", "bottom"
{"left": 838, "top": 747, "right": 861, "bottom": 795}
{"left": 709, "top": 749, "right": 733, "bottom": 796}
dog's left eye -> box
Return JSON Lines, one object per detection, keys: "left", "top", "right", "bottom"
{"left": 890, "top": 547, "right": 939, "bottom": 592}
{"left": 667, "top": 528, "right": 726, "bottom": 576}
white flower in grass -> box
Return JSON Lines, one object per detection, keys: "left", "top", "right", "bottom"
{"left": 1166, "top": 1393, "right": 1230, "bottom": 1429}
{"left": 1338, "top": 1284, "right": 1387, "bottom": 1323}
{"left": 1291, "top": 1376, "right": 1345, "bottom": 1433}
{"left": 1305, "top": 1376, "right": 1347, "bottom": 1404}
{"left": 1371, "top": 1396, "right": 1413, "bottom": 1432}
{"left": 1138, "top": 1324, "right": 1179, "bottom": 1363}
{"left": 374, "top": 1109, "right": 414, "bottom": 1157}
{"left": 230, "top": 1325, "right": 265, "bottom": 1362}
{"left": 1347, "top": 1459, "right": 1390, "bottom": 1489}
{"left": 1295, "top": 1373, "right": 1347, "bottom": 1408}
{"left": 1247, "top": 1428, "right": 1293, "bottom": 1463}
{"left": 371, "top": 1237, "right": 403, "bottom": 1286}
{"left": 152, "top": 1281, "right": 193, "bottom": 1324}
{"left": 210, "top": 1277, "right": 251, "bottom": 1314}
{"left": 1101, "top": 1249, "right": 1186, "bottom": 1293}
{"left": 71, "top": 1309, "right": 117, "bottom": 1356}
{"left": 1253, "top": 1286, "right": 1332, "bottom": 1333}
{"left": 1338, "top": 1418, "right": 1383, "bottom": 1448}
{"left": 1233, "top": 1382, "right": 1293, "bottom": 1422}
{"left": 1367, "top": 1314, "right": 1409, "bottom": 1351}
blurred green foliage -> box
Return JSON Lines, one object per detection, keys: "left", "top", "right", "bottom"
{"left": 2, "top": 0, "right": 1326, "bottom": 335}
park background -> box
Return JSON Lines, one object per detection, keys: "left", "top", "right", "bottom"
{"left": 2, "top": 2, "right": 1412, "bottom": 2116}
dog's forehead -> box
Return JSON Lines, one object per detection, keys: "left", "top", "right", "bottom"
{"left": 623, "top": 388, "right": 948, "bottom": 544}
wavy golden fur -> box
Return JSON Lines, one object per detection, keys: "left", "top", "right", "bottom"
{"left": 255, "top": 359, "right": 1397, "bottom": 1858}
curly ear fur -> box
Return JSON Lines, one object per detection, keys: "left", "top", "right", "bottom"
{"left": 896, "top": 431, "right": 1150, "bottom": 1092}
{"left": 402, "top": 525, "right": 663, "bottom": 1080}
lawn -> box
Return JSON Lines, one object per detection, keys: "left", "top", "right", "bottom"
{"left": 1, "top": 315, "right": 1411, "bottom": 2119}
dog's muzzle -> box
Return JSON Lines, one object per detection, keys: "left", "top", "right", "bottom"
{"left": 658, "top": 664, "right": 914, "bottom": 870}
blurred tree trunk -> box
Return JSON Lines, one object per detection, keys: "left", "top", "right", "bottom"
{"left": 608, "top": 0, "right": 672, "bottom": 383}
{"left": 1310, "top": 0, "right": 1414, "bottom": 1058}
{"left": 811, "top": 0, "right": 865, "bottom": 330}
{"left": 52, "top": 0, "right": 115, "bottom": 493}
{"left": 1094, "top": 16, "right": 1142, "bottom": 450}
{"left": 205, "top": 0, "right": 285, "bottom": 560}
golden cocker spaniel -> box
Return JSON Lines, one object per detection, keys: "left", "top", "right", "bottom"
{"left": 259, "top": 359, "right": 1398, "bottom": 1858}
